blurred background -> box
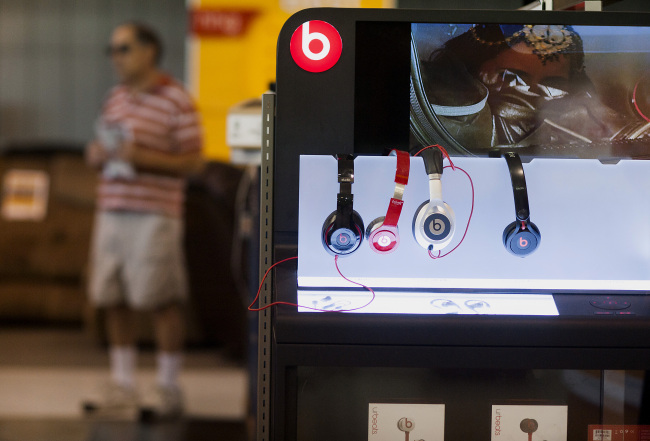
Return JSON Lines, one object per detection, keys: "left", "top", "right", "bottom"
{"left": 1, "top": 1, "right": 649, "bottom": 441}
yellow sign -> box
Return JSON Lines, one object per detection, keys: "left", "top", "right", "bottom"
{"left": 188, "top": 0, "right": 394, "bottom": 161}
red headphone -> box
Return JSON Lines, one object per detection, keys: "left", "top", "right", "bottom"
{"left": 366, "top": 150, "right": 410, "bottom": 254}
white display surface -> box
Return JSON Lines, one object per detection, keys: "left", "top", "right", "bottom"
{"left": 298, "top": 155, "right": 650, "bottom": 293}
{"left": 298, "top": 291, "right": 559, "bottom": 315}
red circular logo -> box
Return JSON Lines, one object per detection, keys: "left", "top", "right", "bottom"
{"left": 290, "top": 20, "right": 342, "bottom": 73}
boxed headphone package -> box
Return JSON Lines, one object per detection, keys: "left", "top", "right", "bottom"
{"left": 369, "top": 403, "right": 445, "bottom": 441}
{"left": 297, "top": 154, "right": 650, "bottom": 308}
{"left": 491, "top": 405, "right": 568, "bottom": 441}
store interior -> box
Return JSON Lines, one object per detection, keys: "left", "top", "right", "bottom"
{"left": 1, "top": 1, "right": 650, "bottom": 441}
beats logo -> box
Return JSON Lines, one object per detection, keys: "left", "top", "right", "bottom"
{"left": 290, "top": 20, "right": 342, "bottom": 73}
{"left": 397, "top": 417, "right": 415, "bottom": 432}
{"left": 519, "top": 236, "right": 528, "bottom": 248}
{"left": 424, "top": 214, "right": 450, "bottom": 240}
{"left": 378, "top": 235, "right": 392, "bottom": 248}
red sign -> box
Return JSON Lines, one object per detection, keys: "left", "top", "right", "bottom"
{"left": 588, "top": 425, "right": 650, "bottom": 441}
{"left": 290, "top": 20, "right": 342, "bottom": 73}
{"left": 190, "top": 9, "right": 258, "bottom": 37}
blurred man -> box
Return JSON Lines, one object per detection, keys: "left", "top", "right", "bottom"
{"left": 85, "top": 21, "right": 202, "bottom": 419}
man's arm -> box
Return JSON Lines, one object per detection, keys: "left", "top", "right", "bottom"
{"left": 120, "top": 85, "right": 205, "bottom": 177}
{"left": 120, "top": 141, "right": 204, "bottom": 177}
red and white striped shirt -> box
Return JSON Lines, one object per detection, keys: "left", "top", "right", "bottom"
{"left": 98, "top": 75, "right": 202, "bottom": 217}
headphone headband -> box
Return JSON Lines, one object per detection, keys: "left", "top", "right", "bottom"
{"left": 383, "top": 150, "right": 410, "bottom": 227}
{"left": 334, "top": 155, "right": 355, "bottom": 231}
{"left": 503, "top": 152, "right": 530, "bottom": 222}
{"left": 322, "top": 154, "right": 364, "bottom": 256}
{"left": 366, "top": 150, "right": 410, "bottom": 254}
{"left": 337, "top": 154, "right": 354, "bottom": 183}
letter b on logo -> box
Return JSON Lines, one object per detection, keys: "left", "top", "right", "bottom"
{"left": 397, "top": 417, "right": 415, "bottom": 432}
{"left": 290, "top": 21, "right": 342, "bottom": 73}
{"left": 518, "top": 236, "right": 529, "bottom": 248}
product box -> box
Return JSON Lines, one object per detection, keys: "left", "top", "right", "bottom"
{"left": 368, "top": 403, "right": 445, "bottom": 441}
{"left": 491, "top": 405, "right": 568, "bottom": 441}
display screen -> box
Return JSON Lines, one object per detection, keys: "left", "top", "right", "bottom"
{"left": 410, "top": 23, "right": 650, "bottom": 159}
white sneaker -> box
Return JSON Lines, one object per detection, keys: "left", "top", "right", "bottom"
{"left": 139, "top": 385, "right": 184, "bottom": 421}
{"left": 82, "top": 382, "right": 139, "bottom": 419}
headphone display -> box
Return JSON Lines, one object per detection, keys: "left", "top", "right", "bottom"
{"left": 321, "top": 154, "right": 365, "bottom": 256}
{"left": 412, "top": 148, "right": 456, "bottom": 252}
{"left": 366, "top": 150, "right": 410, "bottom": 254}
{"left": 501, "top": 152, "right": 541, "bottom": 257}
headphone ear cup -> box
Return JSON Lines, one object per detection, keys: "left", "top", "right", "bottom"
{"left": 412, "top": 201, "right": 430, "bottom": 249}
{"left": 365, "top": 216, "right": 385, "bottom": 239}
{"left": 351, "top": 210, "right": 365, "bottom": 240}
{"left": 412, "top": 200, "right": 456, "bottom": 250}
{"left": 321, "top": 210, "right": 364, "bottom": 256}
{"left": 366, "top": 216, "right": 400, "bottom": 254}
{"left": 503, "top": 221, "right": 540, "bottom": 257}
{"left": 502, "top": 221, "right": 518, "bottom": 247}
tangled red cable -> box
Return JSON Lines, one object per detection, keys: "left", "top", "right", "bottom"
{"left": 248, "top": 255, "right": 375, "bottom": 312}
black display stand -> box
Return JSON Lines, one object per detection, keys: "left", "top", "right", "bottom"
{"left": 258, "top": 8, "right": 650, "bottom": 441}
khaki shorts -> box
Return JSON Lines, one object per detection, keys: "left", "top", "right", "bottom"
{"left": 89, "top": 211, "right": 189, "bottom": 310}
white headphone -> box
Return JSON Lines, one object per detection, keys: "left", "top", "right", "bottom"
{"left": 412, "top": 148, "right": 456, "bottom": 252}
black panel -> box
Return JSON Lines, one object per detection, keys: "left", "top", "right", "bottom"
{"left": 354, "top": 22, "right": 411, "bottom": 155}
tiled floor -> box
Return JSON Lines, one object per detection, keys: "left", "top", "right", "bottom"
{"left": 0, "top": 327, "right": 249, "bottom": 441}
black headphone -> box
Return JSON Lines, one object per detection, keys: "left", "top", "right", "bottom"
{"left": 321, "top": 154, "right": 364, "bottom": 256}
{"left": 501, "top": 152, "right": 541, "bottom": 257}
{"left": 412, "top": 148, "right": 456, "bottom": 252}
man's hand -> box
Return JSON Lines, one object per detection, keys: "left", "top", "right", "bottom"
{"left": 117, "top": 140, "right": 137, "bottom": 162}
{"left": 85, "top": 141, "right": 110, "bottom": 169}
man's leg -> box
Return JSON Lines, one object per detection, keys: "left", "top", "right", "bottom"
{"left": 105, "top": 305, "right": 137, "bottom": 389}
{"left": 83, "top": 212, "right": 140, "bottom": 414}
{"left": 129, "top": 214, "right": 188, "bottom": 418}
{"left": 153, "top": 303, "right": 185, "bottom": 390}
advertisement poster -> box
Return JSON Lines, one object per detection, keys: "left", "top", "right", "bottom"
{"left": 411, "top": 23, "right": 650, "bottom": 159}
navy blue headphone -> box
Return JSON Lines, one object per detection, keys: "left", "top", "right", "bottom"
{"left": 502, "top": 152, "right": 541, "bottom": 257}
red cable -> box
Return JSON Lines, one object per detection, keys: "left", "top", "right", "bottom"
{"left": 413, "top": 144, "right": 456, "bottom": 170}
{"left": 632, "top": 79, "right": 650, "bottom": 123}
{"left": 332, "top": 255, "right": 376, "bottom": 312}
{"left": 248, "top": 255, "right": 375, "bottom": 312}
{"left": 248, "top": 256, "right": 298, "bottom": 312}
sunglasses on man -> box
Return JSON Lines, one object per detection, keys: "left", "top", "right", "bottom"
{"left": 105, "top": 44, "right": 133, "bottom": 57}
